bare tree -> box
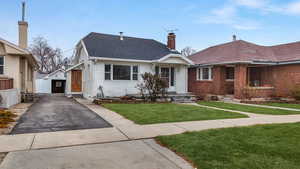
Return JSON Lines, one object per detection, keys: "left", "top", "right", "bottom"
{"left": 181, "top": 46, "right": 196, "bottom": 57}
{"left": 29, "top": 36, "right": 64, "bottom": 73}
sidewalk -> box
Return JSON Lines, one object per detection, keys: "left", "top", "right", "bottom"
{"left": 0, "top": 139, "right": 194, "bottom": 169}
{"left": 1, "top": 99, "right": 300, "bottom": 153}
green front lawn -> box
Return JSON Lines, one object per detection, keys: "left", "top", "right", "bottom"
{"left": 157, "top": 123, "right": 300, "bottom": 169}
{"left": 262, "top": 102, "right": 300, "bottom": 109}
{"left": 198, "top": 101, "right": 300, "bottom": 115}
{"left": 102, "top": 103, "right": 247, "bottom": 124}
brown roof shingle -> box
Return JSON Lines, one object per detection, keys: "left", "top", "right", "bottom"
{"left": 189, "top": 40, "right": 300, "bottom": 65}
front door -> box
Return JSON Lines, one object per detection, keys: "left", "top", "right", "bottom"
{"left": 71, "top": 70, "right": 82, "bottom": 92}
{"left": 160, "top": 67, "right": 175, "bottom": 91}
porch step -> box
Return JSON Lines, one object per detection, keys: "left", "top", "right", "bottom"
{"left": 170, "top": 94, "right": 197, "bottom": 103}
{"left": 71, "top": 94, "right": 83, "bottom": 98}
{"left": 221, "top": 95, "right": 241, "bottom": 103}
{"left": 21, "top": 92, "right": 37, "bottom": 103}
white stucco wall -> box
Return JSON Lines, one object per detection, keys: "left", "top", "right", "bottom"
{"left": 89, "top": 61, "right": 153, "bottom": 97}
{"left": 86, "top": 60, "right": 188, "bottom": 98}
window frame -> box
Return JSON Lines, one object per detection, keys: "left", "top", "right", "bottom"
{"left": 132, "top": 65, "right": 139, "bottom": 81}
{"left": 225, "top": 66, "right": 235, "bottom": 81}
{"left": 104, "top": 64, "right": 139, "bottom": 81}
{"left": 197, "top": 67, "right": 213, "bottom": 81}
{"left": 0, "top": 56, "right": 4, "bottom": 75}
{"left": 104, "top": 64, "right": 112, "bottom": 80}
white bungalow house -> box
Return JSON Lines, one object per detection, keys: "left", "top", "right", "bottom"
{"left": 66, "top": 32, "right": 193, "bottom": 99}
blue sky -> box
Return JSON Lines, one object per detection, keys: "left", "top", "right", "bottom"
{"left": 1, "top": 0, "right": 300, "bottom": 58}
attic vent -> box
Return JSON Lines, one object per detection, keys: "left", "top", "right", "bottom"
{"left": 119, "top": 32, "right": 124, "bottom": 40}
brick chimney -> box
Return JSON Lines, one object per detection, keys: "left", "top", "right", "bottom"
{"left": 18, "top": 2, "right": 28, "bottom": 49}
{"left": 167, "top": 33, "right": 176, "bottom": 50}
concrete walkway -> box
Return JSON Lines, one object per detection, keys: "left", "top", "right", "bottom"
{"left": 0, "top": 139, "right": 193, "bottom": 169}
{"left": 1, "top": 99, "right": 300, "bottom": 153}
{"left": 229, "top": 102, "right": 300, "bottom": 111}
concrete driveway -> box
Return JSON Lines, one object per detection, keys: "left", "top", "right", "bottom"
{"left": 11, "top": 95, "right": 112, "bottom": 134}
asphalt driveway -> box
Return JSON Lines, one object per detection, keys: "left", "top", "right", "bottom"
{"left": 11, "top": 95, "right": 112, "bottom": 134}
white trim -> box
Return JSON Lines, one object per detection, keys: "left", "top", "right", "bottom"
{"left": 157, "top": 54, "right": 194, "bottom": 65}
{"left": 66, "top": 62, "right": 84, "bottom": 72}
{"left": 104, "top": 63, "right": 139, "bottom": 81}
{"left": 197, "top": 67, "right": 213, "bottom": 81}
{"left": 90, "top": 56, "right": 153, "bottom": 63}
{"left": 89, "top": 53, "right": 194, "bottom": 65}
{"left": 81, "top": 40, "right": 90, "bottom": 57}
{"left": 44, "top": 69, "right": 65, "bottom": 79}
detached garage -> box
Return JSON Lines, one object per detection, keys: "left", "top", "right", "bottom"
{"left": 35, "top": 69, "right": 66, "bottom": 94}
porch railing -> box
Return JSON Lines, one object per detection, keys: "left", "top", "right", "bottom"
{"left": 0, "top": 78, "right": 13, "bottom": 90}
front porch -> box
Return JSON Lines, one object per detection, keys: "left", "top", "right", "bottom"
{"left": 214, "top": 64, "right": 275, "bottom": 100}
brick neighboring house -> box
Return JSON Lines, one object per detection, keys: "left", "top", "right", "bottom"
{"left": 188, "top": 38, "right": 300, "bottom": 100}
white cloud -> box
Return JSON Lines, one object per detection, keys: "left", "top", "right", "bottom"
{"left": 233, "top": 0, "right": 300, "bottom": 15}
{"left": 285, "top": 1, "right": 300, "bottom": 15}
{"left": 198, "top": 0, "right": 300, "bottom": 30}
{"left": 233, "top": 22, "right": 260, "bottom": 30}
{"left": 200, "top": 5, "right": 260, "bottom": 30}
{"left": 203, "top": 6, "right": 236, "bottom": 24}
{"left": 233, "top": 0, "right": 268, "bottom": 8}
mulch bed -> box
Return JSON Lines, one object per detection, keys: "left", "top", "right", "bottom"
{"left": 93, "top": 96, "right": 171, "bottom": 105}
{"left": 0, "top": 110, "right": 17, "bottom": 129}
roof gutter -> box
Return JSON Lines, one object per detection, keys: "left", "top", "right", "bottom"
{"left": 276, "top": 59, "right": 300, "bottom": 65}
{"left": 191, "top": 60, "right": 300, "bottom": 67}
{"left": 193, "top": 61, "right": 253, "bottom": 67}
{"left": 89, "top": 56, "right": 153, "bottom": 63}
{"left": 89, "top": 54, "right": 193, "bottom": 65}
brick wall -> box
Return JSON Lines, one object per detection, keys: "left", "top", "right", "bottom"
{"left": 188, "top": 68, "right": 214, "bottom": 97}
{"left": 234, "top": 64, "right": 247, "bottom": 99}
{"left": 243, "top": 87, "right": 275, "bottom": 99}
{"left": 272, "top": 64, "right": 300, "bottom": 97}
{"left": 188, "top": 64, "right": 300, "bottom": 99}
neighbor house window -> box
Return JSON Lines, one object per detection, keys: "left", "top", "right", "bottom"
{"left": 0, "top": 56, "right": 4, "bottom": 74}
{"left": 226, "top": 67, "right": 235, "bottom": 80}
{"left": 197, "top": 67, "right": 213, "bottom": 80}
{"left": 104, "top": 64, "right": 111, "bottom": 80}
{"left": 132, "top": 66, "right": 138, "bottom": 80}
{"left": 113, "top": 65, "right": 131, "bottom": 80}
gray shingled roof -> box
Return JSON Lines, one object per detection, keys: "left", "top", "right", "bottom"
{"left": 82, "top": 32, "right": 180, "bottom": 60}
